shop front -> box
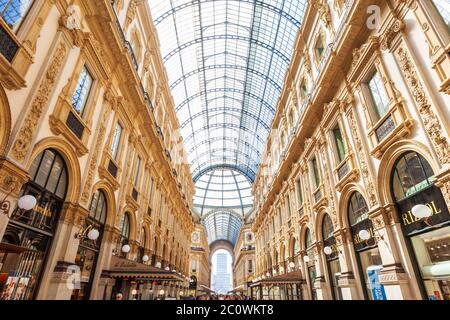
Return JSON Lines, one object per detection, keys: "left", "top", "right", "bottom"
{"left": 303, "top": 228, "right": 317, "bottom": 300}
{"left": 322, "top": 214, "right": 342, "bottom": 300}
{"left": 0, "top": 149, "right": 68, "bottom": 300}
{"left": 348, "top": 192, "right": 385, "bottom": 300}
{"left": 249, "top": 270, "right": 303, "bottom": 300}
{"left": 107, "top": 255, "right": 185, "bottom": 300}
{"left": 391, "top": 151, "right": 450, "bottom": 300}
{"left": 71, "top": 189, "right": 108, "bottom": 300}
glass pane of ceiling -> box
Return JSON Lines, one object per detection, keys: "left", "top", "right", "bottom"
{"left": 203, "top": 210, "right": 243, "bottom": 245}
{"left": 149, "top": 0, "right": 307, "bottom": 222}
{"left": 194, "top": 168, "right": 253, "bottom": 215}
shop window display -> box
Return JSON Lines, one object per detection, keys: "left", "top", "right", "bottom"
{"left": 391, "top": 151, "right": 450, "bottom": 300}
{"left": 0, "top": 149, "right": 68, "bottom": 300}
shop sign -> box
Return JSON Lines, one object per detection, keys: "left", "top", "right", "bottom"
{"left": 367, "top": 266, "right": 386, "bottom": 300}
{"left": 323, "top": 237, "right": 339, "bottom": 261}
{"left": 396, "top": 186, "right": 450, "bottom": 236}
{"left": 351, "top": 219, "right": 376, "bottom": 252}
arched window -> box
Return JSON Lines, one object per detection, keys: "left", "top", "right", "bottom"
{"left": 28, "top": 148, "right": 68, "bottom": 200}
{"left": 322, "top": 214, "right": 341, "bottom": 300}
{"left": 322, "top": 214, "right": 334, "bottom": 241}
{"left": 293, "top": 238, "right": 299, "bottom": 256}
{"left": 304, "top": 228, "right": 316, "bottom": 300}
{"left": 391, "top": 151, "right": 434, "bottom": 202}
{"left": 119, "top": 213, "right": 131, "bottom": 255}
{"left": 348, "top": 192, "right": 369, "bottom": 226}
{"left": 89, "top": 189, "right": 107, "bottom": 225}
{"left": 305, "top": 228, "right": 313, "bottom": 250}
{"left": 137, "top": 227, "right": 147, "bottom": 263}
{"left": 72, "top": 189, "right": 108, "bottom": 300}
{"left": 121, "top": 214, "right": 130, "bottom": 239}
{"left": 347, "top": 192, "right": 382, "bottom": 300}
{"left": 140, "top": 228, "right": 146, "bottom": 248}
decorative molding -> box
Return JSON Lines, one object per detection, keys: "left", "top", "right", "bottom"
{"left": 11, "top": 41, "right": 68, "bottom": 162}
{"left": 80, "top": 106, "right": 111, "bottom": 204}
{"left": 346, "top": 108, "right": 378, "bottom": 207}
{"left": 395, "top": 46, "right": 450, "bottom": 164}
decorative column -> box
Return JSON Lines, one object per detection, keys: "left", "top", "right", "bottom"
{"left": 312, "top": 242, "right": 330, "bottom": 300}
{"left": 370, "top": 206, "right": 416, "bottom": 300}
{"left": 0, "top": 162, "right": 28, "bottom": 239}
{"left": 92, "top": 225, "right": 120, "bottom": 300}
{"left": 334, "top": 228, "right": 361, "bottom": 300}
{"left": 40, "top": 203, "right": 89, "bottom": 300}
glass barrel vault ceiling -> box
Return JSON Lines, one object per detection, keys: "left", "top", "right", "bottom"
{"left": 149, "top": 0, "right": 307, "bottom": 243}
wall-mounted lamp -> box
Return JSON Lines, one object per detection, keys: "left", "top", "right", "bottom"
{"left": 358, "top": 229, "right": 371, "bottom": 241}
{"left": 303, "top": 255, "right": 310, "bottom": 263}
{"left": 1, "top": 191, "right": 37, "bottom": 218}
{"left": 323, "top": 246, "right": 333, "bottom": 255}
{"left": 155, "top": 262, "right": 162, "bottom": 268}
{"left": 142, "top": 255, "right": 149, "bottom": 263}
{"left": 75, "top": 224, "right": 100, "bottom": 241}
{"left": 411, "top": 204, "right": 433, "bottom": 226}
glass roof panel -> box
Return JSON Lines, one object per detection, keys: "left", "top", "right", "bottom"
{"left": 203, "top": 210, "right": 243, "bottom": 245}
{"left": 149, "top": 0, "right": 307, "bottom": 238}
{"left": 149, "top": 0, "right": 306, "bottom": 183}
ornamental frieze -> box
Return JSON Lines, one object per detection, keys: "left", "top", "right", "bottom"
{"left": 11, "top": 42, "right": 68, "bottom": 162}
{"left": 346, "top": 108, "right": 378, "bottom": 207}
{"left": 395, "top": 46, "right": 450, "bottom": 164}
{"left": 80, "top": 106, "right": 111, "bottom": 204}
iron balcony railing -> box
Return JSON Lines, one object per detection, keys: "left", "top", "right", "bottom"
{"left": 110, "top": 0, "right": 154, "bottom": 113}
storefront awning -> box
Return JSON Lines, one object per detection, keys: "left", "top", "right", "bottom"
{"left": 249, "top": 270, "right": 303, "bottom": 287}
{"left": 104, "top": 256, "right": 185, "bottom": 281}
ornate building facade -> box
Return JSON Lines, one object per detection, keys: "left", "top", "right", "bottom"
{"left": 232, "top": 223, "right": 256, "bottom": 296}
{"left": 0, "top": 0, "right": 196, "bottom": 300}
{"left": 189, "top": 223, "right": 211, "bottom": 297}
{"left": 252, "top": 0, "right": 450, "bottom": 300}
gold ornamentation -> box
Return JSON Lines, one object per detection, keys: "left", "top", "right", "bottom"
{"left": 380, "top": 19, "right": 404, "bottom": 51}
{"left": 11, "top": 42, "right": 68, "bottom": 162}
{"left": 395, "top": 46, "right": 450, "bottom": 164}
{"left": 80, "top": 107, "right": 110, "bottom": 204}
{"left": 347, "top": 109, "right": 378, "bottom": 207}
{"left": 124, "top": 0, "right": 137, "bottom": 33}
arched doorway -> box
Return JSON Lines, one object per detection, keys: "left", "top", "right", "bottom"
{"left": 347, "top": 191, "right": 384, "bottom": 300}
{"left": 390, "top": 151, "right": 450, "bottom": 300}
{"left": 303, "top": 228, "right": 316, "bottom": 300}
{"left": 0, "top": 149, "right": 68, "bottom": 300}
{"left": 71, "top": 189, "right": 107, "bottom": 300}
{"left": 117, "top": 213, "right": 131, "bottom": 259}
{"left": 321, "top": 214, "right": 341, "bottom": 300}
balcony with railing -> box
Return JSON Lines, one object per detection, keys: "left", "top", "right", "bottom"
{"left": 0, "top": 16, "right": 32, "bottom": 89}
{"left": 254, "top": 1, "right": 367, "bottom": 224}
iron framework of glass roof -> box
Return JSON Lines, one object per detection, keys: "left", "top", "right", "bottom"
{"left": 194, "top": 167, "right": 253, "bottom": 216}
{"left": 149, "top": 0, "right": 307, "bottom": 244}
{"left": 203, "top": 210, "right": 243, "bottom": 245}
